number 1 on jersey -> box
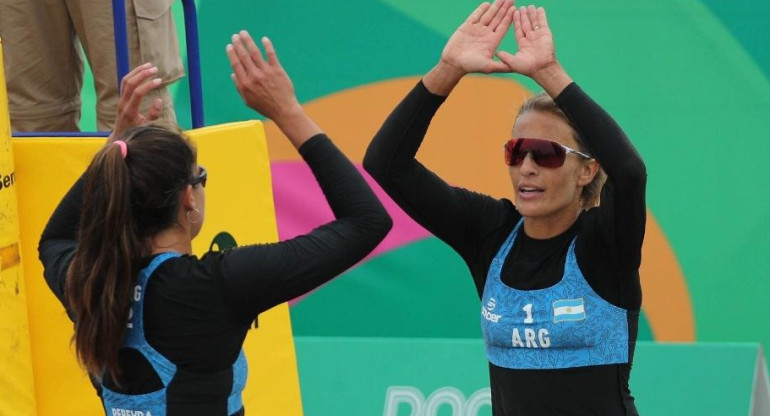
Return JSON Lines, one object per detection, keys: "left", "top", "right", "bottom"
{"left": 522, "top": 303, "right": 534, "bottom": 324}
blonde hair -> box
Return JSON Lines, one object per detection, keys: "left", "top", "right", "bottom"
{"left": 514, "top": 92, "right": 606, "bottom": 209}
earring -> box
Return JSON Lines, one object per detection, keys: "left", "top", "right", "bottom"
{"left": 186, "top": 208, "right": 201, "bottom": 224}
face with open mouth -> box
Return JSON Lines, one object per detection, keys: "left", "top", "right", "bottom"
{"left": 509, "top": 110, "right": 597, "bottom": 236}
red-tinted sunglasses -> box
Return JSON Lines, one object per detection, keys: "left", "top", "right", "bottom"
{"left": 504, "top": 138, "right": 592, "bottom": 168}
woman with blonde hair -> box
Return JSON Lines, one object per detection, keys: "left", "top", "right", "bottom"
{"left": 365, "top": 2, "right": 645, "bottom": 414}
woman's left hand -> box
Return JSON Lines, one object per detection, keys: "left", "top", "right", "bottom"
{"left": 226, "top": 31, "right": 301, "bottom": 124}
{"left": 496, "top": 6, "right": 557, "bottom": 77}
{"left": 497, "top": 5, "right": 571, "bottom": 96}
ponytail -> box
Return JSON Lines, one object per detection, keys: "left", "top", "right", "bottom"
{"left": 65, "top": 126, "right": 196, "bottom": 382}
{"left": 66, "top": 142, "right": 143, "bottom": 381}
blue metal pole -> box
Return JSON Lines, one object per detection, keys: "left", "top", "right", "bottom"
{"left": 181, "top": 0, "right": 205, "bottom": 128}
{"left": 112, "top": 0, "right": 130, "bottom": 91}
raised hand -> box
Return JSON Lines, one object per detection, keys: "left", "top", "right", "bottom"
{"left": 497, "top": 6, "right": 555, "bottom": 77}
{"left": 440, "top": 0, "right": 516, "bottom": 75}
{"left": 226, "top": 30, "right": 321, "bottom": 148}
{"left": 226, "top": 31, "right": 300, "bottom": 123}
{"left": 110, "top": 63, "right": 165, "bottom": 141}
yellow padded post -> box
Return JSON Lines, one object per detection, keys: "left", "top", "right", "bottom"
{"left": 0, "top": 37, "right": 38, "bottom": 416}
{"left": 13, "top": 122, "right": 302, "bottom": 414}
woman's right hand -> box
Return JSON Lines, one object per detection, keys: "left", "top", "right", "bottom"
{"left": 423, "top": 0, "right": 515, "bottom": 95}
{"left": 440, "top": 0, "right": 515, "bottom": 75}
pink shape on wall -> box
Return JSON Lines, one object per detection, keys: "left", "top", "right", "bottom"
{"left": 271, "top": 161, "right": 431, "bottom": 255}
{"left": 270, "top": 161, "right": 432, "bottom": 304}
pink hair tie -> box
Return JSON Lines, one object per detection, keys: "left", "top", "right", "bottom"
{"left": 114, "top": 140, "right": 128, "bottom": 159}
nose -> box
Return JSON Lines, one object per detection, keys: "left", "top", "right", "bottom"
{"left": 519, "top": 152, "right": 539, "bottom": 176}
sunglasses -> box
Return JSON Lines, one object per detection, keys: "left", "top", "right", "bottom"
{"left": 190, "top": 165, "right": 207, "bottom": 188}
{"left": 504, "top": 138, "right": 592, "bottom": 168}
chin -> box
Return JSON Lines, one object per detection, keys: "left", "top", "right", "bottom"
{"left": 517, "top": 201, "right": 564, "bottom": 221}
{"left": 514, "top": 202, "right": 541, "bottom": 218}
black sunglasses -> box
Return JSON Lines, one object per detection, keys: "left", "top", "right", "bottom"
{"left": 190, "top": 165, "right": 207, "bottom": 188}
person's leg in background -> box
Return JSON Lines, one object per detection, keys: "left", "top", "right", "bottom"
{"left": 71, "top": 0, "right": 183, "bottom": 131}
{"left": 0, "top": 0, "right": 82, "bottom": 132}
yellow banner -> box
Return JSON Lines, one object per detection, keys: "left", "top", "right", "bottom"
{"left": 0, "top": 38, "right": 38, "bottom": 416}
{"left": 13, "top": 122, "right": 302, "bottom": 414}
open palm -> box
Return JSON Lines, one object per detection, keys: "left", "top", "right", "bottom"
{"left": 496, "top": 6, "right": 556, "bottom": 76}
{"left": 441, "top": 0, "right": 515, "bottom": 74}
{"left": 110, "top": 63, "right": 165, "bottom": 141}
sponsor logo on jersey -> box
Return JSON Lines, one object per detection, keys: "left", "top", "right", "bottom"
{"left": 481, "top": 306, "right": 502, "bottom": 323}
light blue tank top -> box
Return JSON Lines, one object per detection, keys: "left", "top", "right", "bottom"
{"left": 481, "top": 219, "right": 630, "bottom": 369}
{"left": 101, "top": 252, "right": 248, "bottom": 415}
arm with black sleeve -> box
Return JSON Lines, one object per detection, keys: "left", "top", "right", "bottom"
{"left": 37, "top": 62, "right": 185, "bottom": 316}
{"left": 554, "top": 82, "right": 647, "bottom": 271}
{"left": 221, "top": 32, "right": 392, "bottom": 322}
{"left": 363, "top": 80, "right": 515, "bottom": 274}
{"left": 364, "top": 1, "right": 527, "bottom": 274}
{"left": 38, "top": 176, "right": 83, "bottom": 316}
{"left": 220, "top": 133, "right": 392, "bottom": 321}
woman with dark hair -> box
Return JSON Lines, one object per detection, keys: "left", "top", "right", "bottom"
{"left": 38, "top": 31, "right": 391, "bottom": 415}
{"left": 364, "top": 1, "right": 645, "bottom": 414}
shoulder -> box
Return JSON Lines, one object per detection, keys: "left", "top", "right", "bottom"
{"left": 149, "top": 252, "right": 227, "bottom": 292}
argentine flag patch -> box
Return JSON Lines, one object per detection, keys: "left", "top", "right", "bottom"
{"left": 552, "top": 298, "right": 586, "bottom": 322}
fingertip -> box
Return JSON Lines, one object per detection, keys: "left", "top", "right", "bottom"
{"left": 153, "top": 78, "right": 162, "bottom": 85}
{"left": 226, "top": 43, "right": 233, "bottom": 51}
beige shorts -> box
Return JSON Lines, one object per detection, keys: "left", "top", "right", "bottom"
{"left": 0, "top": 0, "right": 184, "bottom": 132}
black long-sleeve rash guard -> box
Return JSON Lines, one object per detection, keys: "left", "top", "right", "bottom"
{"left": 364, "top": 80, "right": 646, "bottom": 415}
{"left": 38, "top": 134, "right": 392, "bottom": 401}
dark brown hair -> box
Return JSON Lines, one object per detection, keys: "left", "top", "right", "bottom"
{"left": 65, "top": 125, "right": 197, "bottom": 381}
{"left": 514, "top": 92, "right": 606, "bottom": 208}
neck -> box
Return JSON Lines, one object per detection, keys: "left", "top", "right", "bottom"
{"left": 150, "top": 226, "right": 193, "bottom": 255}
{"left": 522, "top": 204, "right": 581, "bottom": 239}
